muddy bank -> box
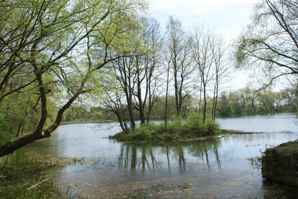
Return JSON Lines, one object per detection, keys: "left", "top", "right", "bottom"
{"left": 262, "top": 140, "right": 298, "bottom": 187}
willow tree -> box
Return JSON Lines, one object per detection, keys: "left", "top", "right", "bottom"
{"left": 236, "top": 0, "right": 298, "bottom": 87}
{"left": 0, "top": 0, "right": 144, "bottom": 157}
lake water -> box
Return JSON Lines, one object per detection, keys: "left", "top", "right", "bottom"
{"left": 31, "top": 114, "right": 298, "bottom": 199}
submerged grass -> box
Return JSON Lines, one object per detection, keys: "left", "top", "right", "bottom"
{"left": 0, "top": 165, "right": 61, "bottom": 199}
{"left": 0, "top": 150, "right": 84, "bottom": 199}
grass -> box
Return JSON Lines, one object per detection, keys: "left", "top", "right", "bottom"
{"left": 0, "top": 165, "right": 61, "bottom": 199}
{"left": 111, "top": 114, "right": 221, "bottom": 144}
{"left": 0, "top": 150, "right": 84, "bottom": 199}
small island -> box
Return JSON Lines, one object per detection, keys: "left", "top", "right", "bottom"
{"left": 111, "top": 114, "right": 240, "bottom": 144}
{"left": 111, "top": 125, "right": 219, "bottom": 144}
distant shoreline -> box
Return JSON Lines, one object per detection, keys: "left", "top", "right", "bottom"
{"left": 61, "top": 120, "right": 116, "bottom": 125}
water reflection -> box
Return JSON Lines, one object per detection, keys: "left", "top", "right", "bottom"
{"left": 118, "top": 139, "right": 221, "bottom": 175}
{"left": 188, "top": 140, "right": 221, "bottom": 170}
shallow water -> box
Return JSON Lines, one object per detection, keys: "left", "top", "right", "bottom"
{"left": 30, "top": 114, "right": 298, "bottom": 199}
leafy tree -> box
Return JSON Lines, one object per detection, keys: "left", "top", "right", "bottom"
{"left": 0, "top": 0, "right": 145, "bottom": 157}
{"left": 236, "top": 0, "right": 298, "bottom": 87}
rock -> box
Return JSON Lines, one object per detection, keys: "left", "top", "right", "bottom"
{"left": 262, "top": 140, "right": 298, "bottom": 187}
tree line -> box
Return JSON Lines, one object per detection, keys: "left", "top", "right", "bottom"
{"left": 218, "top": 87, "right": 298, "bottom": 117}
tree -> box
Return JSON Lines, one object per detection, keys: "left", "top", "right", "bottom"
{"left": 133, "top": 18, "right": 161, "bottom": 125}
{"left": 101, "top": 17, "right": 162, "bottom": 130}
{"left": 102, "top": 71, "right": 130, "bottom": 132}
{"left": 0, "top": 0, "right": 144, "bottom": 157}
{"left": 211, "top": 39, "right": 227, "bottom": 120}
{"left": 166, "top": 17, "right": 193, "bottom": 117}
{"left": 236, "top": 0, "right": 298, "bottom": 88}
{"left": 141, "top": 18, "right": 162, "bottom": 124}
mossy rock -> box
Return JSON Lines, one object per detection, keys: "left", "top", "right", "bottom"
{"left": 262, "top": 140, "right": 298, "bottom": 187}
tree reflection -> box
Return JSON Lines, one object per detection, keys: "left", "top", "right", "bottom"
{"left": 118, "top": 144, "right": 158, "bottom": 173}
{"left": 188, "top": 139, "right": 221, "bottom": 170}
{"left": 118, "top": 139, "right": 221, "bottom": 174}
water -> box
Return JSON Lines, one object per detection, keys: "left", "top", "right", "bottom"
{"left": 219, "top": 113, "right": 298, "bottom": 133}
{"left": 30, "top": 114, "right": 298, "bottom": 199}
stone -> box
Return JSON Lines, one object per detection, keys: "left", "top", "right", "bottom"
{"left": 262, "top": 140, "right": 298, "bottom": 187}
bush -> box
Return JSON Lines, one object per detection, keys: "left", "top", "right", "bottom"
{"left": 169, "top": 116, "right": 183, "bottom": 128}
{"left": 203, "top": 119, "right": 219, "bottom": 135}
{"left": 185, "top": 112, "right": 204, "bottom": 129}
{"left": 185, "top": 112, "right": 219, "bottom": 135}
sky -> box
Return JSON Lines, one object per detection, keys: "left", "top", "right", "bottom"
{"left": 148, "top": 0, "right": 259, "bottom": 42}
{"left": 147, "top": 0, "right": 263, "bottom": 91}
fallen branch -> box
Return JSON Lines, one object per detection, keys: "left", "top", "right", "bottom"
{"left": 27, "top": 178, "right": 50, "bottom": 190}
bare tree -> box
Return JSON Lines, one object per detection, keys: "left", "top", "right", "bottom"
{"left": 191, "top": 28, "right": 228, "bottom": 122}
{"left": 112, "top": 56, "right": 137, "bottom": 129}
{"left": 166, "top": 17, "right": 193, "bottom": 117}
{"left": 211, "top": 39, "right": 227, "bottom": 120}
{"left": 142, "top": 19, "right": 162, "bottom": 124}
{"left": 192, "top": 30, "right": 215, "bottom": 123}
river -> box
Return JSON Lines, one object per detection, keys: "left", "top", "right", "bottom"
{"left": 27, "top": 113, "right": 298, "bottom": 199}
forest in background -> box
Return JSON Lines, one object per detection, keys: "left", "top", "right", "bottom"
{"left": 63, "top": 87, "right": 298, "bottom": 122}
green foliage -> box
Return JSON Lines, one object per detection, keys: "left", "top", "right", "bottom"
{"left": 185, "top": 113, "right": 219, "bottom": 134}
{"left": 170, "top": 116, "right": 183, "bottom": 128}
{"left": 0, "top": 81, "right": 57, "bottom": 144}
{"left": 217, "top": 88, "right": 295, "bottom": 117}
{"left": 0, "top": 113, "right": 12, "bottom": 145}
{"left": 204, "top": 119, "right": 220, "bottom": 134}
{"left": 185, "top": 112, "right": 204, "bottom": 129}
{"left": 63, "top": 106, "right": 116, "bottom": 122}
{"left": 0, "top": 0, "right": 147, "bottom": 156}
{"left": 235, "top": 37, "right": 248, "bottom": 66}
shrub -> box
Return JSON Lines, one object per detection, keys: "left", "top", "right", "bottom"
{"left": 185, "top": 112, "right": 204, "bottom": 129}
{"left": 203, "top": 119, "right": 219, "bottom": 135}
{"left": 185, "top": 112, "right": 219, "bottom": 135}
{"left": 170, "top": 116, "right": 183, "bottom": 128}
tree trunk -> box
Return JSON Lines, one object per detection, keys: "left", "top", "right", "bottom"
{"left": 203, "top": 83, "right": 207, "bottom": 123}
{"left": 0, "top": 131, "right": 46, "bottom": 157}
{"left": 164, "top": 63, "right": 170, "bottom": 128}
